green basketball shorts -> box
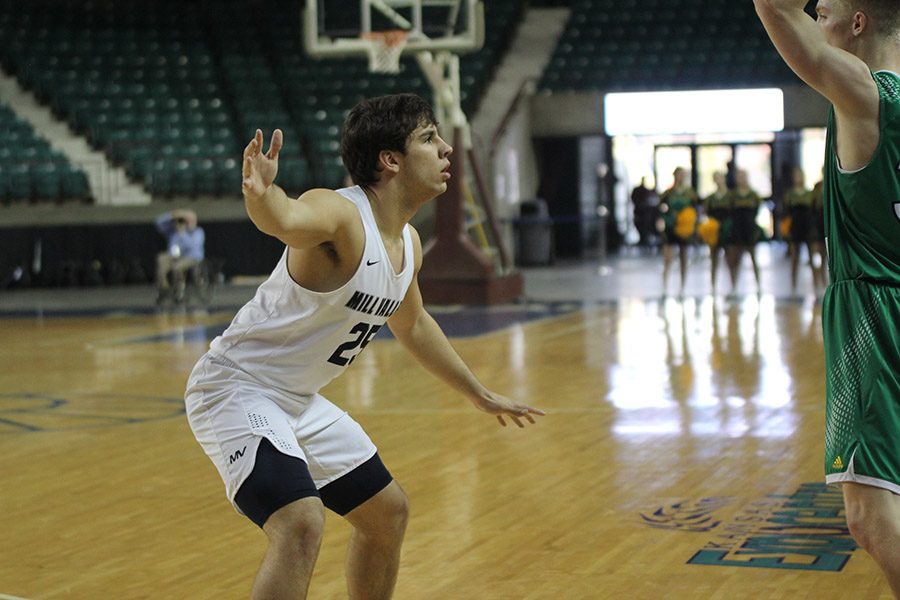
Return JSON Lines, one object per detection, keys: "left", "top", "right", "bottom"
{"left": 823, "top": 280, "right": 900, "bottom": 495}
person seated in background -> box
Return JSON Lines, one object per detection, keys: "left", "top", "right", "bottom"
{"left": 155, "top": 208, "right": 205, "bottom": 304}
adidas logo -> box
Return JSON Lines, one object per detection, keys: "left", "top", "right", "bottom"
{"left": 832, "top": 456, "right": 844, "bottom": 470}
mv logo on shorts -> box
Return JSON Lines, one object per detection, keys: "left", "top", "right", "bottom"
{"left": 228, "top": 445, "right": 247, "bottom": 465}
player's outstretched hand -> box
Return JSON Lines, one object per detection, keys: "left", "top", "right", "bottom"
{"left": 242, "top": 129, "right": 283, "bottom": 200}
{"left": 473, "top": 392, "right": 545, "bottom": 428}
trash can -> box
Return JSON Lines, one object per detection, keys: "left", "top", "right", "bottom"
{"left": 515, "top": 198, "right": 554, "bottom": 266}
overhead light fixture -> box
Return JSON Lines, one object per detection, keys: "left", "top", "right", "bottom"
{"left": 604, "top": 88, "right": 785, "bottom": 136}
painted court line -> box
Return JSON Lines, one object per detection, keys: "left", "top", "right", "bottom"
{"left": 0, "top": 593, "right": 32, "bottom": 600}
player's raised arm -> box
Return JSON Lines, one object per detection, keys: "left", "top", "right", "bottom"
{"left": 241, "top": 129, "right": 356, "bottom": 249}
{"left": 753, "top": 0, "right": 878, "bottom": 117}
{"left": 387, "top": 227, "right": 545, "bottom": 428}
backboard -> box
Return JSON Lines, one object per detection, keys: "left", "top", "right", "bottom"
{"left": 303, "top": 0, "right": 484, "bottom": 59}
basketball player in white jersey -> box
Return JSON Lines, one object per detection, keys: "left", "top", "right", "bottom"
{"left": 184, "top": 94, "right": 544, "bottom": 600}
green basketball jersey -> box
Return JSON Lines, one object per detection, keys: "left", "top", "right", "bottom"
{"left": 822, "top": 71, "right": 900, "bottom": 491}
{"left": 823, "top": 71, "right": 900, "bottom": 284}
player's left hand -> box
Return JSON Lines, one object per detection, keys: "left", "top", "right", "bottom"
{"left": 472, "top": 392, "right": 545, "bottom": 428}
{"left": 242, "top": 129, "right": 283, "bottom": 200}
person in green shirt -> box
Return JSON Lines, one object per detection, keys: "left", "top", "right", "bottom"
{"left": 809, "top": 174, "right": 829, "bottom": 290}
{"left": 703, "top": 171, "right": 732, "bottom": 292}
{"left": 658, "top": 167, "right": 699, "bottom": 297}
{"left": 756, "top": 0, "right": 900, "bottom": 594}
{"left": 724, "top": 169, "right": 762, "bottom": 295}
{"left": 783, "top": 166, "right": 825, "bottom": 293}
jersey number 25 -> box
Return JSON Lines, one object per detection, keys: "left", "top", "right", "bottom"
{"left": 328, "top": 322, "right": 382, "bottom": 367}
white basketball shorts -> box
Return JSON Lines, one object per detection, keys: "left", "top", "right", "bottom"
{"left": 184, "top": 352, "right": 378, "bottom": 509}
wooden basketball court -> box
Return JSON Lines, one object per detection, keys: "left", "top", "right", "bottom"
{"left": 0, "top": 268, "right": 892, "bottom": 598}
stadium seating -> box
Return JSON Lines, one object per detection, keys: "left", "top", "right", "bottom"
{"left": 0, "top": 104, "right": 90, "bottom": 204}
{"left": 540, "top": 0, "right": 799, "bottom": 92}
{"left": 0, "top": 0, "right": 243, "bottom": 199}
{"left": 0, "top": 0, "right": 523, "bottom": 198}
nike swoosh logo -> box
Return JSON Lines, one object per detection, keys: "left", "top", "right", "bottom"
{"left": 366, "top": 259, "right": 380, "bottom": 266}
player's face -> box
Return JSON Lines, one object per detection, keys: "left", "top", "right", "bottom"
{"left": 400, "top": 123, "right": 453, "bottom": 198}
{"left": 815, "top": 0, "right": 857, "bottom": 51}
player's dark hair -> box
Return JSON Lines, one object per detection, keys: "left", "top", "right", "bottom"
{"left": 341, "top": 93, "right": 437, "bottom": 188}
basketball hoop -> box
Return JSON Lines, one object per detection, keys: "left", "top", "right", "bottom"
{"left": 361, "top": 29, "right": 409, "bottom": 74}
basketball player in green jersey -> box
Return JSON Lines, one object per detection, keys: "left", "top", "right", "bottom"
{"left": 755, "top": 0, "right": 900, "bottom": 594}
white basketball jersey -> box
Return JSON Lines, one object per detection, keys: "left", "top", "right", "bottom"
{"left": 208, "top": 186, "right": 415, "bottom": 397}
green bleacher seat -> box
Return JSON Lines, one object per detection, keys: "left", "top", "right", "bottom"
{"left": 124, "top": 146, "right": 155, "bottom": 180}
{"left": 0, "top": 101, "right": 90, "bottom": 203}
{"left": 278, "top": 157, "right": 310, "bottom": 195}
{"left": 153, "top": 160, "right": 178, "bottom": 198}
{"left": 0, "top": 164, "right": 7, "bottom": 203}
{"left": 543, "top": 0, "right": 796, "bottom": 91}
{"left": 33, "top": 163, "right": 61, "bottom": 201}
{"left": 320, "top": 156, "right": 348, "bottom": 189}
{"left": 171, "top": 159, "right": 196, "bottom": 197}
{"left": 1, "top": 0, "right": 521, "bottom": 196}
{"left": 214, "top": 158, "right": 240, "bottom": 197}
{"left": 194, "top": 159, "right": 217, "bottom": 196}
{"left": 6, "top": 163, "right": 31, "bottom": 201}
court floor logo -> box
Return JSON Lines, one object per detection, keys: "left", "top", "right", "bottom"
{"left": 641, "top": 483, "right": 856, "bottom": 571}
{"left": 640, "top": 497, "right": 734, "bottom": 532}
{"left": 0, "top": 392, "right": 185, "bottom": 432}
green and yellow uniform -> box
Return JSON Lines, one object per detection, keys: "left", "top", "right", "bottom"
{"left": 726, "top": 188, "right": 762, "bottom": 245}
{"left": 659, "top": 186, "right": 698, "bottom": 244}
{"left": 823, "top": 71, "right": 900, "bottom": 495}
{"left": 810, "top": 181, "right": 825, "bottom": 243}
{"left": 704, "top": 191, "right": 733, "bottom": 246}
{"left": 784, "top": 187, "right": 813, "bottom": 243}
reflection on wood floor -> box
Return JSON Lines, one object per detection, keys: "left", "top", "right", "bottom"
{"left": 0, "top": 295, "right": 892, "bottom": 599}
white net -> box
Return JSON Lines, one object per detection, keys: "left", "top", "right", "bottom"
{"left": 362, "top": 30, "right": 409, "bottom": 74}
